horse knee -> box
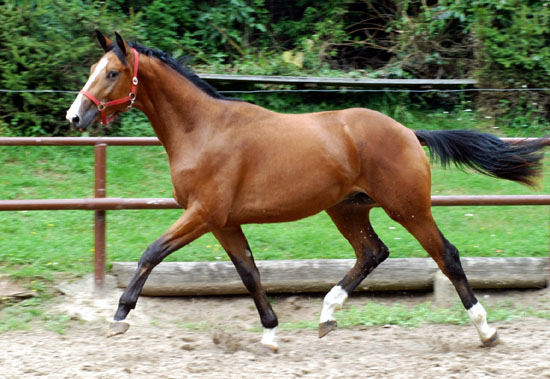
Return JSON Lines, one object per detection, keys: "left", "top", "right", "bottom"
{"left": 239, "top": 267, "right": 260, "bottom": 292}
{"left": 230, "top": 255, "right": 261, "bottom": 291}
{"left": 138, "top": 238, "right": 169, "bottom": 269}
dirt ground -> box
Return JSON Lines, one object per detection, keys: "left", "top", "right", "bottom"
{"left": 1, "top": 275, "right": 549, "bottom": 379}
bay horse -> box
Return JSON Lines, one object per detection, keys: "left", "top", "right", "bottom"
{"left": 67, "top": 32, "right": 546, "bottom": 351}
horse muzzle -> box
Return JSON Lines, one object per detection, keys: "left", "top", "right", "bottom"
{"left": 66, "top": 94, "right": 98, "bottom": 130}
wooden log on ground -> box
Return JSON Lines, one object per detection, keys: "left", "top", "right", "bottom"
{"left": 112, "top": 257, "right": 548, "bottom": 296}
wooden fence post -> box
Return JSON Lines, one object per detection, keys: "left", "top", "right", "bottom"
{"left": 94, "top": 143, "right": 107, "bottom": 292}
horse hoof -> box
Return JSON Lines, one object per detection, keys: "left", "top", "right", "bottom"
{"left": 262, "top": 342, "right": 279, "bottom": 353}
{"left": 481, "top": 330, "right": 499, "bottom": 347}
{"left": 107, "top": 320, "right": 130, "bottom": 337}
{"left": 318, "top": 320, "right": 337, "bottom": 338}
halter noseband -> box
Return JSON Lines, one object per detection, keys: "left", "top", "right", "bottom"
{"left": 80, "top": 48, "right": 139, "bottom": 125}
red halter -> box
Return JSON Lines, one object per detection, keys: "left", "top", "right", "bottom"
{"left": 80, "top": 48, "right": 139, "bottom": 125}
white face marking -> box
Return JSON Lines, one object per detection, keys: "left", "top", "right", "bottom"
{"left": 66, "top": 57, "right": 110, "bottom": 122}
{"left": 320, "top": 285, "right": 348, "bottom": 323}
{"left": 261, "top": 327, "right": 278, "bottom": 350}
{"left": 467, "top": 302, "right": 496, "bottom": 341}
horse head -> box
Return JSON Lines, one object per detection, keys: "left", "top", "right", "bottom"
{"left": 66, "top": 31, "right": 138, "bottom": 128}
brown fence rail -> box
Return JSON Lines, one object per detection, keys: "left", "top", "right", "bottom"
{"left": 1, "top": 137, "right": 549, "bottom": 291}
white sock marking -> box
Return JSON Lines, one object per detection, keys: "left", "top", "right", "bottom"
{"left": 467, "top": 302, "right": 496, "bottom": 341}
{"left": 320, "top": 285, "right": 348, "bottom": 323}
{"left": 261, "top": 327, "right": 278, "bottom": 349}
{"left": 66, "top": 57, "right": 109, "bottom": 121}
{"left": 110, "top": 317, "right": 131, "bottom": 325}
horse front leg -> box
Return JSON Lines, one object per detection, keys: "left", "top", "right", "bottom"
{"left": 108, "top": 204, "right": 210, "bottom": 336}
{"left": 212, "top": 226, "right": 279, "bottom": 352}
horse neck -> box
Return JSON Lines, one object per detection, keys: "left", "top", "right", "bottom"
{"left": 133, "top": 57, "right": 222, "bottom": 152}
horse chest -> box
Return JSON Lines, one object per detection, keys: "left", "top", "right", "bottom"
{"left": 167, "top": 160, "right": 200, "bottom": 205}
{"left": 168, "top": 155, "right": 231, "bottom": 208}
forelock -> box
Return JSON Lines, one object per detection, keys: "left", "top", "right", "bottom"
{"left": 105, "top": 44, "right": 127, "bottom": 66}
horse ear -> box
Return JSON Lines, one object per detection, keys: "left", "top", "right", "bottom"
{"left": 114, "top": 31, "right": 128, "bottom": 56}
{"left": 96, "top": 30, "right": 111, "bottom": 51}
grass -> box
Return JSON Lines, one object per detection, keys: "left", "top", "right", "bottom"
{"left": 276, "top": 300, "right": 550, "bottom": 332}
{"left": 1, "top": 150, "right": 548, "bottom": 280}
{"left": 1, "top": 108, "right": 549, "bottom": 332}
{"left": 0, "top": 295, "right": 72, "bottom": 334}
{"left": 1, "top": 137, "right": 548, "bottom": 282}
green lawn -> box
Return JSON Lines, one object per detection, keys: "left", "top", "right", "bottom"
{"left": 1, "top": 143, "right": 548, "bottom": 285}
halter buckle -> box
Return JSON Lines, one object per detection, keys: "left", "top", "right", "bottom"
{"left": 132, "top": 77, "right": 139, "bottom": 86}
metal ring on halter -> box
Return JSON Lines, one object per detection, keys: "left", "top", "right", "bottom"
{"left": 98, "top": 103, "right": 106, "bottom": 111}
{"left": 132, "top": 77, "right": 139, "bottom": 86}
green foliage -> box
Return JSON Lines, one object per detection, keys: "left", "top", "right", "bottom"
{"left": 136, "top": 0, "right": 268, "bottom": 65}
{"left": 388, "top": 0, "right": 550, "bottom": 129}
{"left": 1, "top": 1, "right": 549, "bottom": 135}
{"left": 472, "top": 0, "right": 550, "bottom": 129}
{"left": 0, "top": 0, "right": 139, "bottom": 135}
{"left": 388, "top": 0, "right": 474, "bottom": 78}
{"left": 137, "top": 0, "right": 195, "bottom": 59}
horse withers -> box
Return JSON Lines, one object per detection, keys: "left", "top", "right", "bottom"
{"left": 67, "top": 31, "right": 546, "bottom": 351}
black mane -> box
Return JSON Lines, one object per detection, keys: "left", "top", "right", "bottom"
{"left": 127, "top": 43, "right": 231, "bottom": 100}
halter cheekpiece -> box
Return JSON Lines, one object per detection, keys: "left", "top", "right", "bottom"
{"left": 80, "top": 48, "right": 139, "bottom": 125}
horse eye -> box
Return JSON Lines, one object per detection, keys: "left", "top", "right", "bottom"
{"left": 107, "top": 70, "right": 119, "bottom": 80}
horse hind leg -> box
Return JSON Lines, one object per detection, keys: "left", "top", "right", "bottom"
{"left": 320, "top": 200, "right": 389, "bottom": 338}
{"left": 385, "top": 200, "right": 499, "bottom": 347}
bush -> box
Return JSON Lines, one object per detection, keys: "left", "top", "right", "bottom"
{"left": 0, "top": 1, "right": 548, "bottom": 136}
{"left": 473, "top": 0, "right": 550, "bottom": 130}
{"left": 387, "top": 0, "right": 550, "bottom": 129}
{"left": 0, "top": 0, "right": 139, "bottom": 135}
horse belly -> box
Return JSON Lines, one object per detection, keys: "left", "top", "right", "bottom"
{"left": 228, "top": 157, "right": 357, "bottom": 224}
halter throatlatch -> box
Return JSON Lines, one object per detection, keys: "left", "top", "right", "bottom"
{"left": 80, "top": 48, "right": 139, "bottom": 125}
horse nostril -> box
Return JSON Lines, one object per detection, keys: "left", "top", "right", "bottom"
{"left": 71, "top": 115, "right": 80, "bottom": 127}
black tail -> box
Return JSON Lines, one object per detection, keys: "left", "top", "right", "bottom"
{"left": 414, "top": 129, "right": 547, "bottom": 186}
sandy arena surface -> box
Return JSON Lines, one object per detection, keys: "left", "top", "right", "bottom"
{"left": 0, "top": 275, "right": 549, "bottom": 379}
